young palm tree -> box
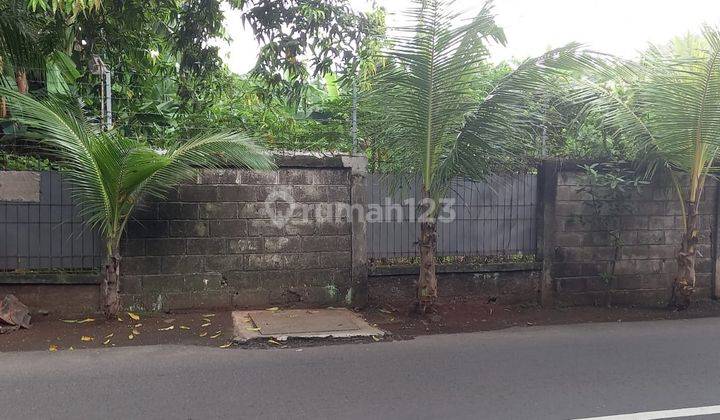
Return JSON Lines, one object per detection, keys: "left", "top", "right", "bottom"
{"left": 562, "top": 26, "right": 720, "bottom": 309}
{"left": 0, "top": 88, "right": 274, "bottom": 317}
{"left": 365, "top": 0, "right": 579, "bottom": 311}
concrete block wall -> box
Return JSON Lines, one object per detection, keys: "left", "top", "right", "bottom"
{"left": 119, "top": 156, "right": 365, "bottom": 311}
{"left": 552, "top": 166, "right": 716, "bottom": 307}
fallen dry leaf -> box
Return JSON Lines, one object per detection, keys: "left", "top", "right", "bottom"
{"left": 127, "top": 312, "right": 141, "bottom": 321}
{"left": 202, "top": 314, "right": 215, "bottom": 318}
{"left": 77, "top": 318, "right": 95, "bottom": 324}
{"left": 105, "top": 333, "right": 114, "bottom": 339}
{"left": 246, "top": 327, "right": 260, "bottom": 332}
{"left": 128, "top": 334, "right": 134, "bottom": 340}
{"left": 134, "top": 323, "right": 142, "bottom": 328}
{"left": 210, "top": 331, "right": 222, "bottom": 339}
{"left": 202, "top": 318, "right": 212, "bottom": 323}
{"left": 372, "top": 336, "right": 381, "bottom": 342}
{"left": 219, "top": 343, "right": 232, "bottom": 348}
{"left": 117, "top": 317, "right": 123, "bottom": 322}
{"left": 103, "top": 339, "right": 111, "bottom": 345}
{"left": 163, "top": 318, "right": 175, "bottom": 324}
{"left": 158, "top": 325, "right": 174, "bottom": 331}
{"left": 179, "top": 325, "right": 191, "bottom": 330}
{"left": 131, "top": 329, "right": 141, "bottom": 335}
{"left": 267, "top": 339, "right": 281, "bottom": 345}
{"left": 199, "top": 332, "right": 207, "bottom": 337}
{"left": 80, "top": 336, "right": 93, "bottom": 342}
{"left": 201, "top": 322, "right": 211, "bottom": 327}
{"left": 266, "top": 307, "right": 279, "bottom": 311}
{"left": 49, "top": 344, "right": 58, "bottom": 352}
{"left": 61, "top": 319, "right": 77, "bottom": 323}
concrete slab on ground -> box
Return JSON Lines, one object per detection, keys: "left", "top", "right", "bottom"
{"left": 232, "top": 308, "right": 384, "bottom": 342}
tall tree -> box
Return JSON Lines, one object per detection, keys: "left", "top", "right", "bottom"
{"left": 561, "top": 26, "right": 720, "bottom": 309}
{"left": 1, "top": 87, "right": 274, "bottom": 317}
{"left": 366, "top": 0, "right": 575, "bottom": 311}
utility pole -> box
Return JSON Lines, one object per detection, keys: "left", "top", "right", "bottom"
{"left": 89, "top": 55, "right": 112, "bottom": 130}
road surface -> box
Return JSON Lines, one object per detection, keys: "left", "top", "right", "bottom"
{"left": 3, "top": 317, "right": 720, "bottom": 419}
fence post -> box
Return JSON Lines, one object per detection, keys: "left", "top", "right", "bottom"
{"left": 536, "top": 159, "right": 559, "bottom": 306}
{"left": 713, "top": 180, "right": 720, "bottom": 299}
{"left": 343, "top": 155, "right": 368, "bottom": 307}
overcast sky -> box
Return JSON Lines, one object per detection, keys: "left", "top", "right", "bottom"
{"left": 218, "top": 0, "right": 720, "bottom": 74}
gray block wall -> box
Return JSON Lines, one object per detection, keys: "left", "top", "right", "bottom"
{"left": 119, "top": 156, "right": 365, "bottom": 312}
{"left": 552, "top": 167, "right": 716, "bottom": 307}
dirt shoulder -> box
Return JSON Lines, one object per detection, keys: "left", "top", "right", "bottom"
{"left": 4, "top": 298, "right": 720, "bottom": 352}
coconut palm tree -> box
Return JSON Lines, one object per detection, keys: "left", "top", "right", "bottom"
{"left": 0, "top": 87, "right": 274, "bottom": 317}
{"left": 365, "top": 0, "right": 579, "bottom": 311}
{"left": 561, "top": 26, "right": 720, "bottom": 309}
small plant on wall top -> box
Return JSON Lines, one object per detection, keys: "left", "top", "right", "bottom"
{"left": 577, "top": 163, "right": 648, "bottom": 306}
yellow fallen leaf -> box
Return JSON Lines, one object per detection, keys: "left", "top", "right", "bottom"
{"left": 219, "top": 343, "right": 232, "bottom": 349}
{"left": 132, "top": 329, "right": 140, "bottom": 335}
{"left": 246, "top": 327, "right": 260, "bottom": 332}
{"left": 266, "top": 307, "right": 279, "bottom": 311}
{"left": 49, "top": 344, "right": 58, "bottom": 352}
{"left": 134, "top": 323, "right": 142, "bottom": 328}
{"left": 202, "top": 318, "right": 212, "bottom": 323}
{"left": 267, "top": 339, "right": 281, "bottom": 345}
{"left": 105, "top": 333, "right": 114, "bottom": 339}
{"left": 180, "top": 325, "right": 191, "bottom": 330}
{"left": 158, "top": 325, "right": 175, "bottom": 331}
{"left": 202, "top": 314, "right": 215, "bottom": 318}
{"left": 68, "top": 346, "right": 74, "bottom": 351}
{"left": 199, "top": 332, "right": 208, "bottom": 337}
{"left": 117, "top": 317, "right": 123, "bottom": 322}
{"left": 103, "top": 339, "right": 111, "bottom": 345}
{"left": 81, "top": 336, "right": 93, "bottom": 342}
{"left": 379, "top": 309, "right": 392, "bottom": 314}
{"left": 77, "top": 318, "right": 95, "bottom": 324}
{"left": 372, "top": 336, "right": 381, "bottom": 342}
{"left": 201, "top": 322, "right": 211, "bottom": 327}
{"left": 127, "top": 312, "right": 140, "bottom": 321}
{"left": 128, "top": 334, "right": 134, "bottom": 340}
{"left": 210, "top": 331, "right": 222, "bottom": 339}
{"left": 61, "top": 319, "right": 77, "bottom": 323}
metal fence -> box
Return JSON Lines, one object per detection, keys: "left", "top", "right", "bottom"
{"left": 367, "top": 172, "right": 538, "bottom": 260}
{"left": 0, "top": 171, "right": 104, "bottom": 271}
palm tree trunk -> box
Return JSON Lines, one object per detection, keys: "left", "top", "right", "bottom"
{"left": 102, "top": 250, "right": 121, "bottom": 318}
{"left": 15, "top": 69, "right": 28, "bottom": 94}
{"left": 417, "top": 189, "right": 438, "bottom": 313}
{"left": 671, "top": 200, "right": 699, "bottom": 310}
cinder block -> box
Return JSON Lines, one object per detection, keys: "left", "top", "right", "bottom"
{"left": 204, "top": 255, "right": 245, "bottom": 272}
{"left": 239, "top": 170, "right": 278, "bottom": 185}
{"left": 217, "top": 185, "right": 257, "bottom": 202}
{"left": 228, "top": 238, "right": 263, "bottom": 254}
{"left": 158, "top": 203, "right": 198, "bottom": 220}
{"left": 317, "top": 252, "right": 352, "bottom": 269}
{"left": 187, "top": 238, "right": 226, "bottom": 255}
{"left": 246, "top": 254, "right": 318, "bottom": 270}
{"left": 278, "top": 168, "right": 314, "bottom": 185}
{"left": 142, "top": 274, "right": 184, "bottom": 292}
{"left": 179, "top": 185, "right": 218, "bottom": 202}
{"left": 263, "top": 237, "right": 301, "bottom": 253}
{"left": 292, "top": 185, "right": 328, "bottom": 202}
{"left": 301, "top": 236, "right": 351, "bottom": 252}
{"left": 146, "top": 238, "right": 186, "bottom": 255}
{"left": 199, "top": 202, "right": 238, "bottom": 219}
{"left": 200, "top": 169, "right": 239, "bottom": 185}
{"left": 161, "top": 255, "right": 203, "bottom": 274}
{"left": 238, "top": 202, "right": 274, "bottom": 219}
{"left": 208, "top": 220, "right": 248, "bottom": 237}
{"left": 122, "top": 257, "right": 161, "bottom": 275}
{"left": 169, "top": 221, "right": 209, "bottom": 237}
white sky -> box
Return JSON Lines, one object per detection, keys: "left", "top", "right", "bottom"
{"left": 218, "top": 0, "right": 720, "bottom": 74}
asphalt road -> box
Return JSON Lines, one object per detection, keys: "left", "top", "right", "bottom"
{"left": 3, "top": 317, "right": 720, "bottom": 420}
